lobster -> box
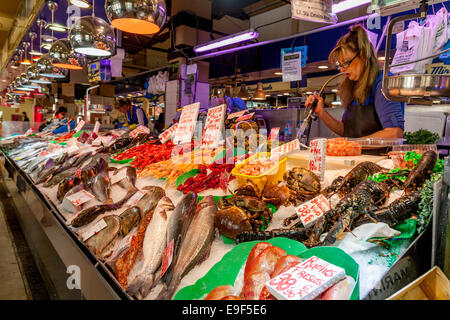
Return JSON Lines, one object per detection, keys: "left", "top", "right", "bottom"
{"left": 403, "top": 150, "right": 437, "bottom": 193}
{"left": 235, "top": 228, "right": 311, "bottom": 244}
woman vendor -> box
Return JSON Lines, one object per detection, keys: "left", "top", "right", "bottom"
{"left": 306, "top": 25, "right": 404, "bottom": 139}
{"left": 116, "top": 99, "right": 149, "bottom": 130}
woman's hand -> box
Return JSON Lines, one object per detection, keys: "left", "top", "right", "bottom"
{"left": 305, "top": 92, "right": 325, "bottom": 117}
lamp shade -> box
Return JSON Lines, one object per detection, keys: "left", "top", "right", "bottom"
{"left": 36, "top": 54, "right": 68, "bottom": 78}
{"left": 49, "top": 39, "right": 84, "bottom": 70}
{"left": 238, "top": 83, "right": 249, "bottom": 100}
{"left": 69, "top": 16, "right": 116, "bottom": 57}
{"left": 253, "top": 82, "right": 266, "bottom": 100}
{"left": 105, "top": 0, "right": 167, "bottom": 35}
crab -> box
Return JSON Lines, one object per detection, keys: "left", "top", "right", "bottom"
{"left": 233, "top": 179, "right": 290, "bottom": 208}
{"left": 283, "top": 168, "right": 321, "bottom": 206}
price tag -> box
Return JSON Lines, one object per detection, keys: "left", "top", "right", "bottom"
{"left": 39, "top": 150, "right": 49, "bottom": 157}
{"left": 66, "top": 189, "right": 95, "bottom": 207}
{"left": 24, "top": 128, "right": 34, "bottom": 136}
{"left": 308, "top": 138, "right": 327, "bottom": 181}
{"left": 173, "top": 102, "right": 200, "bottom": 144}
{"left": 160, "top": 239, "right": 175, "bottom": 278}
{"left": 235, "top": 112, "right": 254, "bottom": 123}
{"left": 159, "top": 123, "right": 179, "bottom": 144}
{"left": 74, "top": 120, "right": 85, "bottom": 133}
{"left": 129, "top": 125, "right": 150, "bottom": 138}
{"left": 93, "top": 121, "right": 101, "bottom": 134}
{"left": 270, "top": 139, "right": 300, "bottom": 160}
{"left": 227, "top": 110, "right": 246, "bottom": 120}
{"left": 268, "top": 127, "right": 280, "bottom": 141}
{"left": 74, "top": 168, "right": 82, "bottom": 178}
{"left": 266, "top": 256, "right": 345, "bottom": 300}
{"left": 126, "top": 190, "right": 147, "bottom": 207}
{"left": 201, "top": 104, "right": 226, "bottom": 149}
{"left": 81, "top": 219, "right": 108, "bottom": 241}
{"left": 294, "top": 194, "right": 331, "bottom": 228}
{"left": 110, "top": 169, "right": 127, "bottom": 185}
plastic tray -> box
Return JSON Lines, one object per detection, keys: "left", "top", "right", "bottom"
{"left": 347, "top": 138, "right": 405, "bottom": 148}
{"left": 388, "top": 144, "right": 438, "bottom": 169}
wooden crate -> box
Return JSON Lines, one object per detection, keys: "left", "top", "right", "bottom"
{"left": 387, "top": 266, "right": 450, "bottom": 300}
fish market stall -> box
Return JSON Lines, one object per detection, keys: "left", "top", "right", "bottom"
{"left": 0, "top": 120, "right": 444, "bottom": 300}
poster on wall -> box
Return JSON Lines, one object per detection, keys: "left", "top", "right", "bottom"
{"left": 291, "top": 0, "right": 336, "bottom": 24}
{"left": 282, "top": 52, "right": 302, "bottom": 82}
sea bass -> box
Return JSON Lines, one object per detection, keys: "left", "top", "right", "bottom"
{"left": 157, "top": 195, "right": 216, "bottom": 300}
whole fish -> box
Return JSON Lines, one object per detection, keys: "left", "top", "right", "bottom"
{"left": 127, "top": 197, "right": 175, "bottom": 298}
{"left": 120, "top": 206, "right": 141, "bottom": 236}
{"left": 111, "top": 166, "right": 137, "bottom": 190}
{"left": 91, "top": 170, "right": 113, "bottom": 204}
{"left": 71, "top": 187, "right": 138, "bottom": 228}
{"left": 69, "top": 151, "right": 93, "bottom": 168}
{"left": 36, "top": 161, "right": 58, "bottom": 184}
{"left": 61, "top": 183, "right": 89, "bottom": 214}
{"left": 57, "top": 176, "right": 82, "bottom": 203}
{"left": 85, "top": 215, "right": 121, "bottom": 256}
{"left": 44, "top": 167, "right": 78, "bottom": 188}
{"left": 55, "top": 152, "right": 69, "bottom": 165}
{"left": 157, "top": 195, "right": 216, "bottom": 300}
{"left": 136, "top": 186, "right": 166, "bottom": 217}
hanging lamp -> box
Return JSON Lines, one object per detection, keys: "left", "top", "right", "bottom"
{"left": 105, "top": 0, "right": 167, "bottom": 35}
{"left": 50, "top": 39, "right": 84, "bottom": 70}
{"left": 28, "top": 32, "right": 42, "bottom": 57}
{"left": 27, "top": 65, "right": 51, "bottom": 84}
{"left": 70, "top": 0, "right": 91, "bottom": 9}
{"left": 46, "top": 1, "right": 68, "bottom": 33}
{"left": 69, "top": 0, "right": 116, "bottom": 57}
{"left": 238, "top": 83, "right": 249, "bottom": 100}
{"left": 253, "top": 81, "right": 266, "bottom": 100}
{"left": 37, "top": 54, "right": 67, "bottom": 78}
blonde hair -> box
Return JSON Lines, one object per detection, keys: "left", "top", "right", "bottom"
{"left": 329, "top": 25, "right": 380, "bottom": 107}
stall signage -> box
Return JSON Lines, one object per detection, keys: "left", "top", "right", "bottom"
{"left": 74, "top": 120, "right": 85, "bottom": 133}
{"left": 130, "top": 125, "right": 150, "bottom": 138}
{"left": 281, "top": 46, "right": 308, "bottom": 68}
{"left": 235, "top": 112, "right": 254, "bottom": 122}
{"left": 81, "top": 219, "right": 108, "bottom": 241}
{"left": 291, "top": 0, "right": 336, "bottom": 24}
{"left": 270, "top": 139, "right": 300, "bottom": 160}
{"left": 266, "top": 256, "right": 345, "bottom": 300}
{"left": 282, "top": 52, "right": 302, "bottom": 82}
{"left": 173, "top": 102, "right": 200, "bottom": 144}
{"left": 93, "top": 121, "right": 101, "bottom": 134}
{"left": 294, "top": 194, "right": 331, "bottom": 228}
{"left": 201, "top": 104, "right": 226, "bottom": 149}
{"left": 268, "top": 127, "right": 280, "bottom": 141}
{"left": 309, "top": 138, "right": 326, "bottom": 181}
{"left": 24, "top": 128, "right": 34, "bottom": 136}
{"left": 227, "top": 110, "right": 247, "bottom": 120}
{"left": 159, "top": 123, "right": 179, "bottom": 144}
{"left": 425, "top": 62, "right": 450, "bottom": 75}
{"left": 126, "top": 190, "right": 147, "bottom": 207}
{"left": 66, "top": 189, "right": 95, "bottom": 207}
{"left": 160, "top": 239, "right": 175, "bottom": 278}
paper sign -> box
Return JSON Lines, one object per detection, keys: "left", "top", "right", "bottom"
{"left": 38, "top": 150, "right": 49, "bottom": 157}
{"left": 66, "top": 189, "right": 95, "bottom": 207}
{"left": 227, "top": 110, "right": 247, "bottom": 120}
{"left": 271, "top": 139, "right": 300, "bottom": 160}
{"left": 268, "top": 127, "right": 280, "bottom": 141}
{"left": 201, "top": 104, "right": 226, "bottom": 149}
{"left": 291, "top": 0, "right": 336, "bottom": 24}
{"left": 81, "top": 219, "right": 108, "bottom": 241}
{"left": 126, "top": 190, "right": 147, "bottom": 207}
{"left": 160, "top": 239, "right": 175, "bottom": 278}
{"left": 159, "top": 123, "right": 179, "bottom": 144}
{"left": 282, "top": 52, "right": 302, "bottom": 82}
{"left": 24, "top": 128, "right": 34, "bottom": 136}
{"left": 173, "top": 102, "right": 200, "bottom": 144}
{"left": 74, "top": 120, "right": 85, "bottom": 133}
{"left": 266, "top": 256, "right": 345, "bottom": 300}
{"left": 93, "top": 121, "right": 101, "bottom": 134}
{"left": 75, "top": 168, "right": 82, "bottom": 178}
{"left": 129, "top": 125, "right": 150, "bottom": 138}
{"left": 235, "top": 112, "right": 254, "bottom": 123}
{"left": 308, "top": 138, "right": 327, "bottom": 181}
{"left": 186, "top": 64, "right": 198, "bottom": 75}
{"left": 110, "top": 169, "right": 127, "bottom": 185}
{"left": 295, "top": 194, "right": 331, "bottom": 228}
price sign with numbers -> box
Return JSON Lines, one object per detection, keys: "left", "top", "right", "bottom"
{"left": 268, "top": 127, "right": 280, "bottom": 141}
{"left": 226, "top": 110, "right": 246, "bottom": 120}
{"left": 266, "top": 256, "right": 345, "bottom": 300}
{"left": 93, "top": 121, "right": 101, "bottom": 134}
{"left": 201, "top": 104, "right": 226, "bottom": 149}
{"left": 126, "top": 190, "right": 147, "bottom": 207}
{"left": 129, "top": 125, "right": 150, "bottom": 138}
{"left": 308, "top": 138, "right": 326, "bottom": 181}
{"left": 81, "top": 219, "right": 108, "bottom": 241}
{"left": 235, "top": 112, "right": 254, "bottom": 123}
{"left": 74, "top": 120, "right": 85, "bottom": 133}
{"left": 159, "top": 123, "right": 178, "bottom": 144}
{"left": 160, "top": 239, "right": 175, "bottom": 278}
{"left": 173, "top": 102, "right": 200, "bottom": 144}
{"left": 294, "top": 194, "right": 331, "bottom": 228}
{"left": 270, "top": 139, "right": 300, "bottom": 160}
{"left": 66, "top": 189, "right": 95, "bottom": 207}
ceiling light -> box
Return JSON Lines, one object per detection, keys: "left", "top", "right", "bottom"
{"left": 41, "top": 43, "right": 52, "bottom": 50}
{"left": 69, "top": 0, "right": 91, "bottom": 8}
{"left": 283, "top": 93, "right": 290, "bottom": 96}
{"left": 274, "top": 72, "right": 283, "bottom": 76}
{"left": 21, "top": 59, "right": 32, "bottom": 65}
{"left": 305, "top": 91, "right": 313, "bottom": 95}
{"left": 331, "top": 89, "right": 338, "bottom": 93}
{"left": 50, "top": 39, "right": 84, "bottom": 70}
{"left": 318, "top": 65, "right": 329, "bottom": 69}
{"left": 194, "top": 29, "right": 259, "bottom": 53}
{"left": 15, "top": 87, "right": 34, "bottom": 91}
{"left": 332, "top": 0, "right": 371, "bottom": 13}
{"left": 29, "top": 51, "right": 43, "bottom": 56}
{"left": 36, "top": 54, "right": 68, "bottom": 78}
{"left": 47, "top": 23, "right": 68, "bottom": 32}
{"left": 253, "top": 82, "right": 266, "bottom": 100}
{"left": 378, "top": 56, "right": 386, "bottom": 61}
{"left": 105, "top": 0, "right": 167, "bottom": 35}
{"left": 69, "top": 16, "right": 116, "bottom": 57}
{"left": 42, "top": 35, "right": 57, "bottom": 42}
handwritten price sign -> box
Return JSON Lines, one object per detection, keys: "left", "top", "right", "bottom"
{"left": 160, "top": 239, "right": 175, "bottom": 278}
{"left": 308, "top": 138, "right": 326, "bottom": 181}
{"left": 266, "top": 256, "right": 345, "bottom": 300}
{"left": 159, "top": 123, "right": 178, "bottom": 144}
{"left": 270, "top": 139, "right": 300, "bottom": 161}
{"left": 130, "top": 125, "right": 150, "bottom": 138}
{"left": 74, "top": 120, "right": 85, "bottom": 133}
{"left": 66, "top": 189, "right": 95, "bottom": 207}
{"left": 126, "top": 190, "right": 147, "bottom": 207}
{"left": 201, "top": 104, "right": 226, "bottom": 149}
{"left": 295, "top": 194, "right": 331, "bottom": 228}
{"left": 235, "top": 112, "right": 254, "bottom": 122}
{"left": 227, "top": 110, "right": 247, "bottom": 120}
{"left": 268, "top": 127, "right": 280, "bottom": 141}
{"left": 173, "top": 102, "right": 200, "bottom": 144}
{"left": 80, "top": 219, "right": 107, "bottom": 241}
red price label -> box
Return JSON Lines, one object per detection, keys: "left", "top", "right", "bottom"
{"left": 160, "top": 239, "right": 175, "bottom": 278}
{"left": 295, "top": 195, "right": 330, "bottom": 228}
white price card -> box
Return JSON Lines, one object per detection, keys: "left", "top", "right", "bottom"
{"left": 126, "top": 190, "right": 147, "bottom": 207}
{"left": 159, "top": 123, "right": 178, "bottom": 144}
{"left": 227, "top": 110, "right": 246, "bottom": 120}
{"left": 110, "top": 169, "right": 127, "bottom": 185}
{"left": 235, "top": 112, "right": 254, "bottom": 123}
{"left": 93, "top": 121, "right": 101, "bottom": 134}
{"left": 270, "top": 139, "right": 300, "bottom": 161}
{"left": 308, "top": 138, "right": 327, "bottom": 181}
{"left": 66, "top": 189, "right": 95, "bottom": 207}
{"left": 173, "top": 102, "right": 200, "bottom": 144}
{"left": 268, "top": 127, "right": 280, "bottom": 141}
{"left": 291, "top": 0, "right": 335, "bottom": 24}
{"left": 201, "top": 104, "right": 226, "bottom": 149}
{"left": 129, "top": 125, "right": 150, "bottom": 138}
{"left": 282, "top": 52, "right": 302, "bottom": 82}
{"left": 294, "top": 194, "right": 331, "bottom": 228}
{"left": 73, "top": 120, "right": 85, "bottom": 133}
{"left": 266, "top": 256, "right": 345, "bottom": 300}
{"left": 81, "top": 219, "right": 108, "bottom": 241}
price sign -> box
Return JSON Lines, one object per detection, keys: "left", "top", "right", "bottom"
{"left": 235, "top": 112, "right": 254, "bottom": 123}
{"left": 129, "top": 125, "right": 150, "bottom": 138}
{"left": 294, "top": 194, "right": 331, "bottom": 228}
{"left": 110, "top": 169, "right": 127, "bottom": 185}
{"left": 266, "top": 256, "right": 345, "bottom": 300}
{"left": 308, "top": 138, "right": 327, "bottom": 181}
{"left": 93, "top": 121, "right": 101, "bottom": 134}
{"left": 270, "top": 139, "right": 300, "bottom": 161}
{"left": 227, "top": 110, "right": 247, "bottom": 120}
{"left": 268, "top": 127, "right": 280, "bottom": 141}
{"left": 173, "top": 102, "right": 200, "bottom": 144}
{"left": 126, "top": 190, "right": 147, "bottom": 207}
{"left": 24, "top": 128, "right": 34, "bottom": 136}
{"left": 282, "top": 52, "right": 302, "bottom": 82}
{"left": 74, "top": 120, "right": 85, "bottom": 133}
{"left": 160, "top": 239, "right": 175, "bottom": 278}
{"left": 201, "top": 104, "right": 226, "bottom": 149}
{"left": 159, "top": 123, "right": 179, "bottom": 144}
{"left": 38, "top": 150, "right": 49, "bottom": 157}
{"left": 66, "top": 189, "right": 95, "bottom": 207}
{"left": 80, "top": 219, "right": 108, "bottom": 241}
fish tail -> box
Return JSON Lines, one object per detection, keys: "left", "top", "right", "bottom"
{"left": 104, "top": 198, "right": 114, "bottom": 205}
